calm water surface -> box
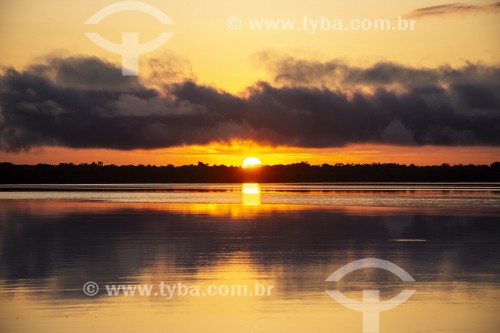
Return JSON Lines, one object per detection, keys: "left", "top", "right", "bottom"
{"left": 1, "top": 184, "right": 499, "bottom": 333}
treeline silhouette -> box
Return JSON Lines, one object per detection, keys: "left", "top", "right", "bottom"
{"left": 1, "top": 161, "right": 499, "bottom": 183}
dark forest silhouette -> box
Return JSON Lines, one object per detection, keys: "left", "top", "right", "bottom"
{"left": 1, "top": 161, "right": 499, "bottom": 183}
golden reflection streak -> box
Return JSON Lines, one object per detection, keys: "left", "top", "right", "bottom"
{"left": 0, "top": 200, "right": 472, "bottom": 221}
{"left": 242, "top": 183, "right": 261, "bottom": 206}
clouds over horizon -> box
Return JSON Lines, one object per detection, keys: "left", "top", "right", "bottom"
{"left": 256, "top": 53, "right": 500, "bottom": 91}
{"left": 404, "top": 2, "right": 500, "bottom": 19}
{"left": 0, "top": 55, "right": 499, "bottom": 152}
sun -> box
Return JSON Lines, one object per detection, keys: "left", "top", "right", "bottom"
{"left": 242, "top": 157, "right": 262, "bottom": 168}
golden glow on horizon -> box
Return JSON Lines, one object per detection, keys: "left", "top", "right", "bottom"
{"left": 241, "top": 157, "right": 262, "bottom": 168}
{"left": 1, "top": 1, "right": 499, "bottom": 164}
{"left": 1, "top": 142, "right": 500, "bottom": 166}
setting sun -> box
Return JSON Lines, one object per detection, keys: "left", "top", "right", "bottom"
{"left": 242, "top": 157, "right": 262, "bottom": 168}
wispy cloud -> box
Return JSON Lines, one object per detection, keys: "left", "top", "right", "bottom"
{"left": 404, "top": 2, "right": 500, "bottom": 19}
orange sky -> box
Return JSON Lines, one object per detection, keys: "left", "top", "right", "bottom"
{"left": 2, "top": 144, "right": 499, "bottom": 166}
{"left": 1, "top": 0, "right": 499, "bottom": 165}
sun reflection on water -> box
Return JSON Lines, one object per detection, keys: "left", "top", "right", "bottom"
{"left": 242, "top": 183, "right": 261, "bottom": 206}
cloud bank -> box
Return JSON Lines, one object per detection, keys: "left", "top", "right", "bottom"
{"left": 0, "top": 55, "right": 499, "bottom": 151}
{"left": 404, "top": 2, "right": 500, "bottom": 19}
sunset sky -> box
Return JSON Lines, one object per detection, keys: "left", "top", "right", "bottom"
{"left": 1, "top": 0, "right": 499, "bottom": 165}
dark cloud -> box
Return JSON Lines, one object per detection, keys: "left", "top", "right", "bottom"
{"left": 27, "top": 55, "right": 142, "bottom": 91}
{"left": 0, "top": 55, "right": 499, "bottom": 151}
{"left": 404, "top": 2, "right": 500, "bottom": 19}
{"left": 256, "top": 53, "right": 500, "bottom": 90}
